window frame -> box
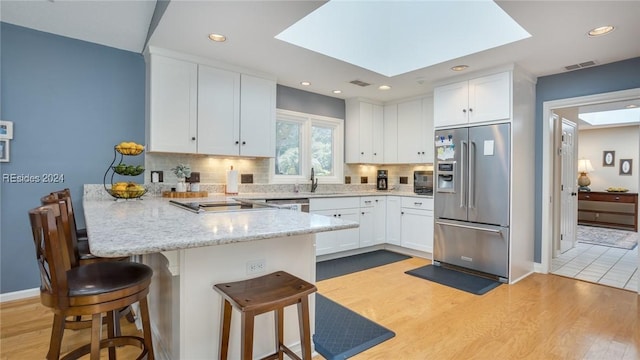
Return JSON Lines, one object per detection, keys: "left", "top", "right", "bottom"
{"left": 271, "top": 109, "right": 344, "bottom": 185}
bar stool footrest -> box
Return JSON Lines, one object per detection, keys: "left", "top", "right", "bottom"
{"left": 60, "top": 335, "right": 149, "bottom": 360}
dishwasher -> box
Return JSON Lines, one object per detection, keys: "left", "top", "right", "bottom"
{"left": 264, "top": 198, "right": 310, "bottom": 212}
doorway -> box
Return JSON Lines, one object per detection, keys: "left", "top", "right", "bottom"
{"left": 541, "top": 88, "right": 640, "bottom": 293}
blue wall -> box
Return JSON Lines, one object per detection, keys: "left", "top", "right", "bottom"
{"left": 534, "top": 57, "right": 640, "bottom": 262}
{"left": 0, "top": 23, "right": 145, "bottom": 293}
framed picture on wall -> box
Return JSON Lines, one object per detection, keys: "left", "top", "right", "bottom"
{"left": 619, "top": 159, "right": 632, "bottom": 175}
{"left": 0, "top": 139, "right": 9, "bottom": 162}
{"left": 602, "top": 150, "right": 615, "bottom": 167}
{"left": 0, "top": 121, "right": 13, "bottom": 140}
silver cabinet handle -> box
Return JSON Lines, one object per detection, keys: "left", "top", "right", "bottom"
{"left": 414, "top": 202, "right": 422, "bottom": 206}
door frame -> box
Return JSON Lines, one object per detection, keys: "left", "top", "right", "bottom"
{"left": 541, "top": 88, "right": 640, "bottom": 294}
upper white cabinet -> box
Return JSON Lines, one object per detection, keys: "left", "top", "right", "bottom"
{"left": 345, "top": 100, "right": 384, "bottom": 164}
{"left": 147, "top": 54, "right": 198, "bottom": 153}
{"left": 397, "top": 98, "right": 433, "bottom": 164}
{"left": 197, "top": 65, "right": 240, "bottom": 156}
{"left": 146, "top": 52, "right": 275, "bottom": 157}
{"left": 434, "top": 71, "right": 510, "bottom": 128}
{"left": 383, "top": 104, "right": 398, "bottom": 163}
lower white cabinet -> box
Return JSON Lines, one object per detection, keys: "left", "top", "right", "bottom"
{"left": 359, "top": 196, "right": 386, "bottom": 248}
{"left": 385, "top": 196, "right": 402, "bottom": 246}
{"left": 310, "top": 197, "right": 360, "bottom": 256}
{"left": 400, "top": 197, "right": 434, "bottom": 253}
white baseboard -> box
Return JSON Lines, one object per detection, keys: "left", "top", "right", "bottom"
{"left": 0, "top": 288, "right": 39, "bottom": 303}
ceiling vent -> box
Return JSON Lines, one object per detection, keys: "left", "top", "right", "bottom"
{"left": 564, "top": 60, "right": 597, "bottom": 71}
{"left": 349, "top": 79, "right": 371, "bottom": 87}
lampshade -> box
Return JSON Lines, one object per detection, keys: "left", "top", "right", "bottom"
{"left": 578, "top": 159, "right": 594, "bottom": 173}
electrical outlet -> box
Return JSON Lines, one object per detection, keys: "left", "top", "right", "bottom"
{"left": 246, "top": 259, "right": 266, "bottom": 274}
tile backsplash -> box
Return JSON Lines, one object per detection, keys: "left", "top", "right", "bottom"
{"left": 145, "top": 153, "right": 432, "bottom": 188}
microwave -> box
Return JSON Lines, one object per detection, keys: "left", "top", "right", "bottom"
{"left": 413, "top": 170, "right": 433, "bottom": 195}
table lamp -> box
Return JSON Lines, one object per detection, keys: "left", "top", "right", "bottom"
{"left": 577, "top": 159, "right": 594, "bottom": 191}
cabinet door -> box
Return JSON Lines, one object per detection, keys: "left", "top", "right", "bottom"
{"left": 335, "top": 209, "right": 360, "bottom": 252}
{"left": 358, "top": 102, "right": 374, "bottom": 163}
{"left": 359, "top": 207, "right": 374, "bottom": 248}
{"left": 383, "top": 104, "right": 398, "bottom": 164}
{"left": 468, "top": 71, "right": 510, "bottom": 124}
{"left": 397, "top": 99, "right": 424, "bottom": 163}
{"left": 401, "top": 208, "right": 433, "bottom": 253}
{"left": 386, "top": 196, "right": 402, "bottom": 245}
{"left": 372, "top": 198, "right": 386, "bottom": 245}
{"left": 422, "top": 96, "right": 434, "bottom": 163}
{"left": 148, "top": 55, "right": 198, "bottom": 153}
{"left": 197, "top": 65, "right": 240, "bottom": 156}
{"left": 311, "top": 209, "right": 337, "bottom": 255}
{"left": 240, "top": 74, "right": 276, "bottom": 157}
{"left": 433, "top": 80, "right": 469, "bottom": 128}
{"left": 371, "top": 104, "right": 384, "bottom": 164}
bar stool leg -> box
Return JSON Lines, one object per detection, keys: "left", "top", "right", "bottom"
{"left": 139, "top": 298, "right": 155, "bottom": 360}
{"left": 219, "top": 299, "right": 232, "bottom": 360}
{"left": 47, "top": 314, "right": 65, "bottom": 360}
{"left": 241, "top": 312, "right": 254, "bottom": 360}
{"left": 275, "top": 308, "right": 284, "bottom": 360}
{"left": 297, "top": 297, "right": 312, "bottom": 359}
{"left": 106, "top": 310, "right": 117, "bottom": 360}
{"left": 90, "top": 313, "right": 102, "bottom": 360}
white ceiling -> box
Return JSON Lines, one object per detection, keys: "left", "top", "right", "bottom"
{"left": 2, "top": 0, "right": 640, "bottom": 104}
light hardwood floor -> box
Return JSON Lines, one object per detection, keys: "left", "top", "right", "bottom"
{"left": 2, "top": 257, "right": 638, "bottom": 359}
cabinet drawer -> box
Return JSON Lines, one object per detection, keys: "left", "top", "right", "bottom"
{"left": 360, "top": 196, "right": 384, "bottom": 208}
{"left": 309, "top": 197, "right": 360, "bottom": 211}
{"left": 401, "top": 196, "right": 433, "bottom": 210}
{"left": 578, "top": 192, "right": 636, "bottom": 203}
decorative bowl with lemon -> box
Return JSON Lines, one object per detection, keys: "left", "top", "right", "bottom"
{"left": 108, "top": 182, "right": 147, "bottom": 199}
{"left": 115, "top": 141, "right": 144, "bottom": 155}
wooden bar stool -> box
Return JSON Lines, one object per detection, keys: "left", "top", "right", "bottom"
{"left": 213, "top": 271, "right": 317, "bottom": 360}
{"left": 29, "top": 203, "right": 155, "bottom": 360}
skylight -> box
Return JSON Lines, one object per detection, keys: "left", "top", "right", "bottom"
{"left": 275, "top": 0, "right": 531, "bottom": 77}
{"left": 579, "top": 108, "right": 640, "bottom": 126}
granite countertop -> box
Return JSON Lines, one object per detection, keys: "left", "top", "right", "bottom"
{"left": 83, "top": 196, "right": 358, "bottom": 258}
{"left": 233, "top": 191, "right": 433, "bottom": 200}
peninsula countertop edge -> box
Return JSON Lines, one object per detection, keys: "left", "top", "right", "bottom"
{"left": 83, "top": 197, "right": 359, "bottom": 258}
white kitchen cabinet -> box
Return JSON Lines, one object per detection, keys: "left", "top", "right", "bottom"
{"left": 397, "top": 98, "right": 433, "bottom": 163}
{"left": 383, "top": 104, "right": 398, "bottom": 163}
{"left": 146, "top": 52, "right": 275, "bottom": 157}
{"left": 359, "top": 196, "right": 386, "bottom": 247}
{"left": 400, "top": 197, "right": 434, "bottom": 253}
{"left": 434, "top": 71, "right": 511, "bottom": 128}
{"left": 199, "top": 72, "right": 275, "bottom": 157}
{"left": 238, "top": 74, "right": 276, "bottom": 157}
{"left": 147, "top": 54, "right": 198, "bottom": 153}
{"left": 310, "top": 197, "right": 360, "bottom": 255}
{"left": 385, "top": 196, "right": 402, "bottom": 245}
{"left": 197, "top": 65, "right": 240, "bottom": 155}
{"left": 345, "top": 100, "right": 384, "bottom": 164}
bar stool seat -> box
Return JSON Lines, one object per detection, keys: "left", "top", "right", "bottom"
{"left": 213, "top": 271, "right": 317, "bottom": 360}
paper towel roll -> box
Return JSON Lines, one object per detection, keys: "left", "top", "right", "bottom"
{"left": 225, "top": 166, "right": 238, "bottom": 194}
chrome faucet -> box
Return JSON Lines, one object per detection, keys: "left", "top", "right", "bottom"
{"left": 310, "top": 167, "right": 318, "bottom": 193}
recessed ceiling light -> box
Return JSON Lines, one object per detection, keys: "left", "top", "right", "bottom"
{"left": 451, "top": 65, "right": 469, "bottom": 71}
{"left": 300, "top": 81, "right": 311, "bottom": 86}
{"left": 588, "top": 25, "right": 614, "bottom": 37}
{"left": 332, "top": 90, "right": 342, "bottom": 94}
{"left": 208, "top": 33, "right": 227, "bottom": 42}
{"left": 626, "top": 104, "right": 638, "bottom": 109}
{"left": 378, "top": 85, "right": 391, "bottom": 90}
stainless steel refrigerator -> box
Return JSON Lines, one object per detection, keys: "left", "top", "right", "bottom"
{"left": 433, "top": 123, "right": 510, "bottom": 281}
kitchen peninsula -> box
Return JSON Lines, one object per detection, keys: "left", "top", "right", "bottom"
{"left": 83, "top": 195, "right": 358, "bottom": 359}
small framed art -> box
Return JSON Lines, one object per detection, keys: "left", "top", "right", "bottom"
{"left": 619, "top": 159, "right": 632, "bottom": 175}
{"left": 0, "top": 121, "right": 13, "bottom": 139}
{"left": 0, "top": 139, "right": 9, "bottom": 162}
{"left": 602, "top": 150, "right": 615, "bottom": 167}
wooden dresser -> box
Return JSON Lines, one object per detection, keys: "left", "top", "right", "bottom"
{"left": 577, "top": 191, "right": 638, "bottom": 232}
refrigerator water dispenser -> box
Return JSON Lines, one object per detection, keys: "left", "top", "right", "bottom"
{"left": 436, "top": 162, "right": 455, "bottom": 193}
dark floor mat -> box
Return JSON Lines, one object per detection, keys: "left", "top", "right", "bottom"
{"left": 314, "top": 293, "right": 395, "bottom": 360}
{"left": 405, "top": 264, "right": 501, "bottom": 295}
{"left": 316, "top": 250, "right": 411, "bottom": 281}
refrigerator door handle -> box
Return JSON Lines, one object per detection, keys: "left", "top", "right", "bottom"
{"left": 469, "top": 141, "right": 476, "bottom": 209}
{"left": 460, "top": 140, "right": 467, "bottom": 208}
{"left": 435, "top": 221, "right": 502, "bottom": 234}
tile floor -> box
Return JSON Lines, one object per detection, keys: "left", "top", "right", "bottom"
{"left": 552, "top": 241, "right": 638, "bottom": 292}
